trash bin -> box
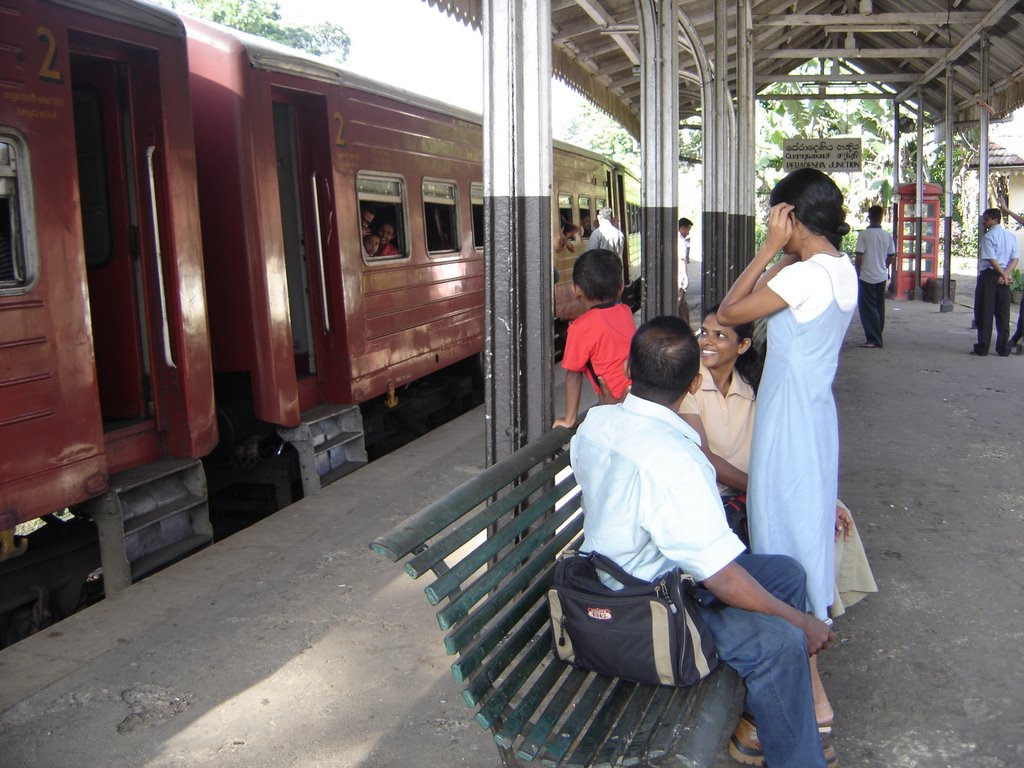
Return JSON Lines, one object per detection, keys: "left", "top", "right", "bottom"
{"left": 924, "top": 277, "right": 955, "bottom": 303}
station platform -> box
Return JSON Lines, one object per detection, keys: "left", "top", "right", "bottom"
{"left": 2, "top": 281, "right": 1021, "bottom": 768}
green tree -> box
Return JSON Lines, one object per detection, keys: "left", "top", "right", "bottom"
{"left": 559, "top": 100, "right": 640, "bottom": 174}
{"left": 163, "top": 0, "right": 350, "bottom": 62}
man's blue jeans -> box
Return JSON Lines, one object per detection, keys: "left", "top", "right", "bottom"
{"left": 698, "top": 553, "right": 825, "bottom": 768}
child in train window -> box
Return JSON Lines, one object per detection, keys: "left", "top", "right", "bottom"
{"left": 374, "top": 221, "right": 400, "bottom": 257}
{"left": 363, "top": 233, "right": 380, "bottom": 256}
{"left": 361, "top": 207, "right": 376, "bottom": 236}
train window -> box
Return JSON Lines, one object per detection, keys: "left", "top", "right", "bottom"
{"left": 578, "top": 195, "right": 592, "bottom": 237}
{"left": 625, "top": 202, "right": 638, "bottom": 235}
{"left": 357, "top": 173, "right": 408, "bottom": 260}
{"left": 422, "top": 178, "right": 459, "bottom": 254}
{"left": 471, "top": 182, "right": 484, "bottom": 250}
{"left": 0, "top": 135, "right": 38, "bottom": 294}
{"left": 557, "top": 192, "right": 574, "bottom": 229}
{"left": 596, "top": 197, "right": 607, "bottom": 210}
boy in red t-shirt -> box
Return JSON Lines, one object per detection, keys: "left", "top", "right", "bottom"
{"left": 553, "top": 249, "right": 636, "bottom": 428}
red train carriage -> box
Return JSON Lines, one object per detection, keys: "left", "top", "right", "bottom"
{"left": 551, "top": 146, "right": 641, "bottom": 330}
{"left": 185, "top": 20, "right": 487, "bottom": 498}
{"left": 184, "top": 20, "right": 640, "bottom": 502}
{"left": 0, "top": 0, "right": 216, "bottom": 640}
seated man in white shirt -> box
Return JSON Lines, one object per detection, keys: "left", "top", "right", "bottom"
{"left": 571, "top": 316, "right": 835, "bottom": 768}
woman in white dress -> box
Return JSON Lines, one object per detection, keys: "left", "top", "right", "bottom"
{"left": 717, "top": 168, "right": 859, "bottom": 732}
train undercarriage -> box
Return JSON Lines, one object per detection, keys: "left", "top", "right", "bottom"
{"left": 0, "top": 356, "right": 484, "bottom": 650}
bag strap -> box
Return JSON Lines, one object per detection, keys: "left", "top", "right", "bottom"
{"left": 587, "top": 551, "right": 656, "bottom": 588}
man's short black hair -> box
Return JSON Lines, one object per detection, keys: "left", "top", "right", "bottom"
{"left": 983, "top": 208, "right": 1002, "bottom": 223}
{"left": 678, "top": 217, "right": 693, "bottom": 229}
{"left": 572, "top": 248, "right": 623, "bottom": 302}
{"left": 629, "top": 316, "right": 699, "bottom": 405}
{"left": 867, "top": 205, "right": 884, "bottom": 222}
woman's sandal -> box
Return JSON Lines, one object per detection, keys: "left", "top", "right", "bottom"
{"left": 816, "top": 702, "right": 834, "bottom": 735}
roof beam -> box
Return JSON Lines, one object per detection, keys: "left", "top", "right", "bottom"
{"left": 758, "top": 92, "right": 896, "bottom": 100}
{"left": 761, "top": 48, "right": 948, "bottom": 58}
{"left": 572, "top": 0, "right": 639, "bottom": 65}
{"left": 753, "top": 12, "right": 984, "bottom": 26}
{"left": 755, "top": 72, "right": 920, "bottom": 84}
{"left": 894, "top": 0, "right": 1022, "bottom": 104}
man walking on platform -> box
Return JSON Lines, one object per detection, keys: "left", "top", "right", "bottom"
{"left": 973, "top": 208, "right": 1019, "bottom": 357}
{"left": 587, "top": 206, "right": 624, "bottom": 257}
{"left": 854, "top": 206, "right": 895, "bottom": 348}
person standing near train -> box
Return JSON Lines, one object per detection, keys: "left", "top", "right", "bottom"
{"left": 552, "top": 249, "right": 634, "bottom": 428}
{"left": 587, "top": 206, "right": 624, "bottom": 257}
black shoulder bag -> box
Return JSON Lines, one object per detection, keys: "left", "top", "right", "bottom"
{"left": 547, "top": 551, "right": 718, "bottom": 686}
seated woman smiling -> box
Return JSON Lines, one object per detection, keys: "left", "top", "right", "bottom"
{"left": 677, "top": 306, "right": 761, "bottom": 546}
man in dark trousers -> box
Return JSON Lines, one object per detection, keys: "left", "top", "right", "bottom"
{"left": 1001, "top": 204, "right": 1024, "bottom": 353}
{"left": 973, "top": 208, "right": 1019, "bottom": 356}
{"left": 854, "top": 205, "right": 895, "bottom": 348}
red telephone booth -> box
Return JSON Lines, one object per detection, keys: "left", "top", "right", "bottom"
{"left": 893, "top": 182, "right": 943, "bottom": 299}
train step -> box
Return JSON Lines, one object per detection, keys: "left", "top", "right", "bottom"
{"left": 81, "top": 458, "right": 213, "bottom": 595}
{"left": 277, "top": 403, "right": 368, "bottom": 497}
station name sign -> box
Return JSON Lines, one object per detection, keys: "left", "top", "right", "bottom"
{"left": 783, "top": 138, "right": 862, "bottom": 173}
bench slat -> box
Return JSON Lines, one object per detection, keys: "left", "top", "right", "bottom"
{"left": 473, "top": 628, "right": 553, "bottom": 729}
{"left": 515, "top": 668, "right": 590, "bottom": 762}
{"left": 493, "top": 657, "right": 571, "bottom": 750}
{"left": 403, "top": 453, "right": 571, "bottom": 579}
{"left": 460, "top": 603, "right": 549, "bottom": 703}
{"left": 368, "top": 426, "right": 574, "bottom": 562}
{"left": 453, "top": 578, "right": 553, "bottom": 683}
{"left": 538, "top": 674, "right": 617, "bottom": 766}
{"left": 659, "top": 667, "right": 741, "bottom": 766}
{"left": 646, "top": 681, "right": 699, "bottom": 759}
{"left": 439, "top": 514, "right": 581, "bottom": 637}
{"left": 621, "top": 686, "right": 679, "bottom": 766}
{"left": 592, "top": 684, "right": 660, "bottom": 767}
{"left": 564, "top": 678, "right": 636, "bottom": 768}
{"left": 426, "top": 477, "right": 580, "bottom": 606}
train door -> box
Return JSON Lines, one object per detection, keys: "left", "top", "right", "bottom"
{"left": 272, "top": 100, "right": 316, "bottom": 381}
{"left": 269, "top": 91, "right": 344, "bottom": 405}
{"left": 72, "top": 56, "right": 150, "bottom": 427}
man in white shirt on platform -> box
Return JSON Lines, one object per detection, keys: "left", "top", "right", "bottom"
{"left": 572, "top": 316, "right": 836, "bottom": 768}
{"left": 854, "top": 205, "right": 896, "bottom": 349}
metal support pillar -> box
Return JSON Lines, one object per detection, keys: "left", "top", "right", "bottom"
{"left": 914, "top": 96, "right": 925, "bottom": 300}
{"left": 940, "top": 65, "right": 954, "bottom": 312}
{"left": 637, "top": 0, "right": 679, "bottom": 320}
{"left": 978, "top": 32, "right": 990, "bottom": 256}
{"left": 891, "top": 102, "right": 901, "bottom": 298}
{"left": 701, "top": 0, "right": 740, "bottom": 311}
{"left": 734, "top": 0, "right": 756, "bottom": 297}
{"left": 482, "top": 0, "right": 553, "bottom": 464}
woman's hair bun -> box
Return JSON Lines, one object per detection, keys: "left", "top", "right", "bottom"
{"left": 836, "top": 222, "right": 851, "bottom": 237}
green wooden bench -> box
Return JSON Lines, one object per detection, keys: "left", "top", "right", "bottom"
{"left": 370, "top": 424, "right": 741, "bottom": 768}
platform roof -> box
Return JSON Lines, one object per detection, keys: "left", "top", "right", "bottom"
{"left": 424, "top": 0, "right": 1024, "bottom": 138}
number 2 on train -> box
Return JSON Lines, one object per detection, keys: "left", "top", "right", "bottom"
{"left": 334, "top": 112, "right": 346, "bottom": 147}
{"left": 36, "top": 27, "right": 64, "bottom": 83}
